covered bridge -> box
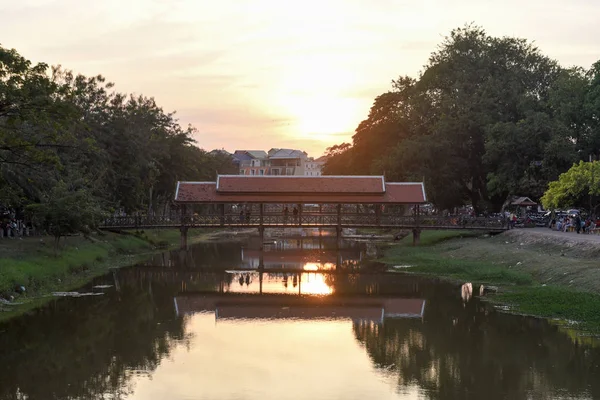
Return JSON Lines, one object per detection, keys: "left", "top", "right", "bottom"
{"left": 172, "top": 175, "right": 427, "bottom": 248}
{"left": 99, "top": 175, "right": 507, "bottom": 248}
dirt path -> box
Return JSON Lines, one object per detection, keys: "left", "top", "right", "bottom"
{"left": 518, "top": 227, "right": 600, "bottom": 244}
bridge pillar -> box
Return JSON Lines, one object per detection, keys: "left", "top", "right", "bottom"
{"left": 412, "top": 229, "right": 421, "bottom": 246}
{"left": 412, "top": 204, "right": 421, "bottom": 246}
{"left": 180, "top": 226, "right": 188, "bottom": 250}
{"left": 336, "top": 204, "right": 342, "bottom": 249}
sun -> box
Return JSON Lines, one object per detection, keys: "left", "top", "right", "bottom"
{"left": 270, "top": 59, "right": 367, "bottom": 141}
{"left": 282, "top": 95, "right": 360, "bottom": 140}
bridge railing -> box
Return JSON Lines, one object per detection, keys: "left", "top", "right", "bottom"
{"left": 100, "top": 213, "right": 507, "bottom": 230}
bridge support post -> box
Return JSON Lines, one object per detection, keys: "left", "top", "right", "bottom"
{"left": 259, "top": 203, "right": 264, "bottom": 242}
{"left": 412, "top": 204, "right": 421, "bottom": 246}
{"left": 336, "top": 204, "right": 342, "bottom": 249}
{"left": 336, "top": 226, "right": 343, "bottom": 249}
{"left": 180, "top": 226, "right": 189, "bottom": 250}
{"left": 180, "top": 204, "right": 188, "bottom": 250}
{"left": 412, "top": 229, "right": 421, "bottom": 246}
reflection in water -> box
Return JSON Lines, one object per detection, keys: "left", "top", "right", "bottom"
{"left": 460, "top": 282, "right": 473, "bottom": 303}
{"left": 225, "top": 271, "right": 335, "bottom": 295}
{"left": 0, "top": 238, "right": 599, "bottom": 400}
{"left": 143, "top": 236, "right": 370, "bottom": 272}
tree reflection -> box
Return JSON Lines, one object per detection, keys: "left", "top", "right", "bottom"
{"left": 0, "top": 274, "right": 189, "bottom": 400}
{"left": 353, "top": 293, "right": 600, "bottom": 399}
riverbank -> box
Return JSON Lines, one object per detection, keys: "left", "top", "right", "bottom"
{"left": 380, "top": 229, "right": 600, "bottom": 334}
{"left": 0, "top": 229, "right": 235, "bottom": 320}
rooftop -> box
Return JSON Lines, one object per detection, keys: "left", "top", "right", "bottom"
{"left": 175, "top": 175, "right": 426, "bottom": 204}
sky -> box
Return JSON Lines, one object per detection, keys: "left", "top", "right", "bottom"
{"left": 1, "top": 0, "right": 599, "bottom": 157}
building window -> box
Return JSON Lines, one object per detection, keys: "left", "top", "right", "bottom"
{"left": 259, "top": 169, "right": 264, "bottom": 175}
{"left": 250, "top": 169, "right": 255, "bottom": 175}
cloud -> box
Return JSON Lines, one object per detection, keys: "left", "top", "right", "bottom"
{"left": 2, "top": 0, "right": 600, "bottom": 160}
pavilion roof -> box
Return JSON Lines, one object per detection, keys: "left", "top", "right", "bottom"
{"left": 216, "top": 175, "right": 385, "bottom": 194}
{"left": 175, "top": 175, "right": 426, "bottom": 204}
{"left": 511, "top": 196, "right": 537, "bottom": 206}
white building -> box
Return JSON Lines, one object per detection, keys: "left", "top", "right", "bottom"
{"left": 303, "top": 157, "right": 325, "bottom": 176}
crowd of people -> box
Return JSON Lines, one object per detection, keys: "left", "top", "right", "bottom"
{"left": 0, "top": 219, "right": 32, "bottom": 239}
{"left": 549, "top": 214, "right": 599, "bottom": 234}
{"left": 0, "top": 208, "right": 34, "bottom": 239}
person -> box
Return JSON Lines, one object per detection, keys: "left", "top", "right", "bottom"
{"left": 563, "top": 217, "right": 572, "bottom": 232}
{"left": 575, "top": 214, "right": 582, "bottom": 234}
{"left": 293, "top": 206, "right": 298, "bottom": 223}
{"left": 239, "top": 209, "right": 245, "bottom": 224}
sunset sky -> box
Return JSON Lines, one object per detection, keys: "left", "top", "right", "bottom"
{"left": 1, "top": 0, "right": 599, "bottom": 157}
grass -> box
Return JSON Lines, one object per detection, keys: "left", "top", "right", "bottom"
{"left": 381, "top": 230, "right": 533, "bottom": 285}
{"left": 0, "top": 228, "right": 211, "bottom": 320}
{"left": 496, "top": 286, "right": 600, "bottom": 333}
{"left": 380, "top": 230, "right": 600, "bottom": 334}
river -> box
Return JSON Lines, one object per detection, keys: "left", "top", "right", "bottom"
{"left": 0, "top": 234, "right": 599, "bottom": 399}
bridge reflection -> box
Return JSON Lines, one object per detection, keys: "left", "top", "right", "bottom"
{"left": 174, "top": 292, "right": 426, "bottom": 323}
{"left": 143, "top": 236, "right": 376, "bottom": 272}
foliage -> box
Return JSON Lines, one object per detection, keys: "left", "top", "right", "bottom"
{"left": 0, "top": 45, "right": 237, "bottom": 221}
{"left": 324, "top": 25, "right": 600, "bottom": 212}
{"left": 26, "top": 181, "right": 104, "bottom": 250}
{"left": 540, "top": 160, "right": 600, "bottom": 212}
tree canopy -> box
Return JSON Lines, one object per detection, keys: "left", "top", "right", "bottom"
{"left": 0, "top": 44, "right": 236, "bottom": 229}
{"left": 541, "top": 161, "right": 600, "bottom": 213}
{"left": 324, "top": 25, "right": 600, "bottom": 212}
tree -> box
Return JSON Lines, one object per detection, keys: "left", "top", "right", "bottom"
{"left": 26, "top": 181, "right": 104, "bottom": 251}
{"left": 541, "top": 161, "right": 600, "bottom": 214}
{"left": 323, "top": 25, "right": 580, "bottom": 212}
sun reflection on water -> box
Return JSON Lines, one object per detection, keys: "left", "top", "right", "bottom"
{"left": 300, "top": 272, "right": 333, "bottom": 295}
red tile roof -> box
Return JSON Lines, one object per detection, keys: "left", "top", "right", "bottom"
{"left": 216, "top": 175, "right": 385, "bottom": 194}
{"left": 175, "top": 176, "right": 426, "bottom": 204}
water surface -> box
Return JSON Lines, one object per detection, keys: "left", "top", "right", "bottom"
{"left": 0, "top": 236, "right": 598, "bottom": 399}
